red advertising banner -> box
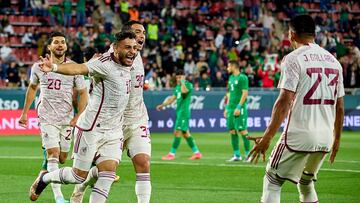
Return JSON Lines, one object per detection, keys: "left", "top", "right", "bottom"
{"left": 0, "top": 110, "right": 40, "bottom": 135}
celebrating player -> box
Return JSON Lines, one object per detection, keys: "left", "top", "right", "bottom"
{"left": 70, "top": 21, "right": 152, "bottom": 203}
{"left": 29, "top": 31, "right": 138, "bottom": 203}
{"left": 224, "top": 60, "right": 251, "bottom": 162}
{"left": 156, "top": 69, "right": 202, "bottom": 160}
{"left": 247, "top": 15, "right": 345, "bottom": 203}
{"left": 19, "top": 32, "right": 87, "bottom": 203}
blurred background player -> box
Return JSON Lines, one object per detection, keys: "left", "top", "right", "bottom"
{"left": 29, "top": 31, "right": 137, "bottom": 203}
{"left": 248, "top": 15, "right": 345, "bottom": 203}
{"left": 18, "top": 32, "right": 88, "bottom": 203}
{"left": 224, "top": 60, "right": 251, "bottom": 162}
{"left": 156, "top": 69, "right": 202, "bottom": 160}
{"left": 70, "top": 21, "right": 152, "bottom": 203}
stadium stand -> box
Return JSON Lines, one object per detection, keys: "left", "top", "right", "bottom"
{"left": 0, "top": 0, "right": 359, "bottom": 90}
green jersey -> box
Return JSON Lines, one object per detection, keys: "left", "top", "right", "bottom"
{"left": 227, "top": 73, "right": 248, "bottom": 110}
{"left": 173, "top": 81, "right": 193, "bottom": 118}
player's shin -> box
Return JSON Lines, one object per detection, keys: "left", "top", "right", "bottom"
{"left": 297, "top": 173, "right": 318, "bottom": 203}
{"left": 89, "top": 171, "right": 116, "bottom": 203}
{"left": 241, "top": 134, "right": 251, "bottom": 155}
{"left": 47, "top": 157, "right": 64, "bottom": 200}
{"left": 43, "top": 167, "right": 86, "bottom": 184}
{"left": 231, "top": 133, "right": 240, "bottom": 157}
{"left": 135, "top": 173, "right": 151, "bottom": 203}
{"left": 185, "top": 136, "right": 199, "bottom": 153}
{"left": 261, "top": 172, "right": 284, "bottom": 203}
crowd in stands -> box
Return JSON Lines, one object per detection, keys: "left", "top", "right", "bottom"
{"left": 0, "top": 0, "right": 359, "bottom": 91}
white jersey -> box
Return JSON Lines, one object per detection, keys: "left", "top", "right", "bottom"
{"left": 123, "top": 54, "right": 149, "bottom": 125}
{"left": 278, "top": 43, "right": 344, "bottom": 152}
{"left": 30, "top": 58, "right": 86, "bottom": 125}
{"left": 76, "top": 51, "right": 131, "bottom": 131}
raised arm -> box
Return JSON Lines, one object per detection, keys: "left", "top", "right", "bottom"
{"left": 39, "top": 55, "right": 89, "bottom": 75}
{"left": 156, "top": 95, "right": 177, "bottom": 111}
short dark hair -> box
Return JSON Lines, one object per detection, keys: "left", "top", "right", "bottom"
{"left": 228, "top": 60, "right": 239, "bottom": 69}
{"left": 47, "top": 32, "right": 66, "bottom": 45}
{"left": 113, "top": 30, "right": 137, "bottom": 44}
{"left": 175, "top": 69, "right": 185, "bottom": 76}
{"left": 121, "top": 20, "right": 143, "bottom": 31}
{"left": 289, "top": 15, "right": 315, "bottom": 38}
{"left": 83, "top": 47, "right": 98, "bottom": 62}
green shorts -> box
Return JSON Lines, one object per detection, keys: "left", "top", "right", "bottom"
{"left": 175, "top": 117, "right": 189, "bottom": 132}
{"left": 226, "top": 107, "right": 248, "bottom": 131}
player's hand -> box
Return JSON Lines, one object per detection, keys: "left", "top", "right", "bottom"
{"left": 223, "top": 110, "right": 227, "bottom": 118}
{"left": 329, "top": 139, "right": 340, "bottom": 164}
{"left": 180, "top": 75, "right": 186, "bottom": 81}
{"left": 70, "top": 116, "right": 79, "bottom": 127}
{"left": 18, "top": 114, "right": 28, "bottom": 128}
{"left": 234, "top": 109, "right": 240, "bottom": 117}
{"left": 247, "top": 136, "right": 271, "bottom": 164}
{"left": 156, "top": 104, "right": 163, "bottom": 111}
{"left": 39, "top": 54, "right": 53, "bottom": 73}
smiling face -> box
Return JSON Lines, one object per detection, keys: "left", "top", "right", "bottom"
{"left": 131, "top": 23, "right": 146, "bottom": 51}
{"left": 113, "top": 38, "right": 138, "bottom": 66}
{"left": 48, "top": 36, "right": 67, "bottom": 58}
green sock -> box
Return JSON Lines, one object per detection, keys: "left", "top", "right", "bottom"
{"left": 170, "top": 137, "right": 182, "bottom": 154}
{"left": 185, "top": 136, "right": 199, "bottom": 153}
{"left": 231, "top": 134, "right": 240, "bottom": 157}
{"left": 41, "top": 147, "right": 47, "bottom": 170}
{"left": 242, "top": 134, "right": 251, "bottom": 155}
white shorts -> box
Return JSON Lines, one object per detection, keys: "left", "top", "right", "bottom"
{"left": 123, "top": 122, "right": 151, "bottom": 158}
{"left": 40, "top": 124, "right": 72, "bottom": 152}
{"left": 72, "top": 127, "right": 124, "bottom": 171}
{"left": 266, "top": 140, "right": 326, "bottom": 183}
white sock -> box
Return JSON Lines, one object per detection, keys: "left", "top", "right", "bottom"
{"left": 89, "top": 171, "right": 116, "bottom": 203}
{"left": 260, "top": 172, "right": 284, "bottom": 203}
{"left": 135, "top": 173, "right": 151, "bottom": 203}
{"left": 74, "top": 166, "right": 98, "bottom": 193}
{"left": 47, "top": 157, "right": 63, "bottom": 200}
{"left": 43, "top": 167, "right": 85, "bottom": 184}
{"left": 298, "top": 173, "right": 318, "bottom": 203}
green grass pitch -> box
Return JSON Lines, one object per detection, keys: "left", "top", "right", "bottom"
{"left": 0, "top": 132, "right": 359, "bottom": 202}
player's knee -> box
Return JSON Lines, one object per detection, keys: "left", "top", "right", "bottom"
{"left": 133, "top": 154, "right": 150, "bottom": 173}
{"left": 97, "top": 160, "right": 118, "bottom": 172}
{"left": 229, "top": 130, "right": 236, "bottom": 134}
{"left": 59, "top": 152, "right": 68, "bottom": 164}
{"left": 47, "top": 147, "right": 60, "bottom": 159}
{"left": 73, "top": 167, "right": 89, "bottom": 180}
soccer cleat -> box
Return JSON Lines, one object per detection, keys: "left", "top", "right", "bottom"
{"left": 189, "top": 152, "right": 202, "bottom": 160}
{"left": 226, "top": 156, "right": 242, "bottom": 162}
{"left": 114, "top": 175, "right": 120, "bottom": 182}
{"left": 70, "top": 184, "right": 86, "bottom": 203}
{"left": 55, "top": 197, "right": 70, "bottom": 203}
{"left": 29, "top": 170, "right": 49, "bottom": 201}
{"left": 161, "top": 154, "right": 175, "bottom": 160}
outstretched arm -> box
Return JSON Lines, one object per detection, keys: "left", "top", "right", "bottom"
{"left": 156, "top": 95, "right": 177, "bottom": 111}
{"left": 39, "top": 55, "right": 89, "bottom": 75}
{"left": 18, "top": 83, "right": 38, "bottom": 127}
{"left": 248, "top": 88, "right": 295, "bottom": 164}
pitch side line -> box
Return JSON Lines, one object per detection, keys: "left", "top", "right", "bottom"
{"left": 1, "top": 155, "right": 360, "bottom": 173}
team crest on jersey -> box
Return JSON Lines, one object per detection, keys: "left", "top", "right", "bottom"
{"left": 235, "top": 80, "right": 238, "bottom": 84}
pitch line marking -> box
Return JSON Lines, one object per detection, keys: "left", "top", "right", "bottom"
{"left": 0, "top": 155, "right": 359, "bottom": 173}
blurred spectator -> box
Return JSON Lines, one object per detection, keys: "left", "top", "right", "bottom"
{"left": 2, "top": 19, "right": 14, "bottom": 34}
{"left": 183, "top": 54, "right": 196, "bottom": 76}
{"left": 49, "top": 3, "right": 62, "bottom": 26}
{"left": 76, "top": 0, "right": 86, "bottom": 26}
{"left": 129, "top": 6, "right": 140, "bottom": 21}
{"left": 211, "top": 71, "right": 226, "bottom": 87}
{"left": 119, "top": 0, "right": 129, "bottom": 22}
{"left": 91, "top": 5, "right": 104, "bottom": 30}
{"left": 22, "top": 27, "right": 37, "bottom": 47}
{"left": 63, "top": 0, "right": 72, "bottom": 27}
{"left": 6, "top": 61, "right": 20, "bottom": 88}
{"left": 199, "top": 71, "right": 211, "bottom": 91}
{"left": 260, "top": 10, "right": 275, "bottom": 41}
{"left": 19, "top": 68, "right": 29, "bottom": 90}
{"left": 0, "top": 42, "right": 15, "bottom": 62}
{"left": 147, "top": 17, "right": 159, "bottom": 48}
{"left": 345, "top": 59, "right": 360, "bottom": 88}
{"left": 339, "top": 2, "right": 350, "bottom": 33}
{"left": 103, "top": 5, "right": 115, "bottom": 34}
{"left": 31, "top": 0, "right": 45, "bottom": 16}
{"left": 0, "top": 58, "right": 8, "bottom": 81}
{"left": 147, "top": 70, "right": 163, "bottom": 91}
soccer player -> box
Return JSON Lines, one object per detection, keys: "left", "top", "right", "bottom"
{"left": 29, "top": 31, "right": 138, "bottom": 203}
{"left": 19, "top": 32, "right": 87, "bottom": 203}
{"left": 247, "top": 15, "right": 344, "bottom": 203}
{"left": 156, "top": 69, "right": 202, "bottom": 160}
{"left": 224, "top": 60, "right": 251, "bottom": 162}
{"left": 70, "top": 21, "right": 152, "bottom": 203}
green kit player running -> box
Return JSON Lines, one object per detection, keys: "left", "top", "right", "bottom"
{"left": 224, "top": 60, "right": 251, "bottom": 162}
{"left": 156, "top": 69, "right": 202, "bottom": 160}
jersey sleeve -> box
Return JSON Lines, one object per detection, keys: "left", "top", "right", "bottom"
{"left": 85, "top": 58, "right": 108, "bottom": 78}
{"left": 278, "top": 54, "right": 301, "bottom": 92}
{"left": 29, "top": 63, "right": 40, "bottom": 84}
{"left": 74, "top": 75, "right": 87, "bottom": 90}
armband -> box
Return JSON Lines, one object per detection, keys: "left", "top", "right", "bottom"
{"left": 236, "top": 104, "right": 242, "bottom": 110}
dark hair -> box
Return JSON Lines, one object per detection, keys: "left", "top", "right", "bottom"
{"left": 228, "top": 60, "right": 239, "bottom": 69}
{"left": 121, "top": 20, "right": 143, "bottom": 31}
{"left": 113, "top": 30, "right": 136, "bottom": 44}
{"left": 175, "top": 69, "right": 185, "bottom": 76}
{"left": 83, "top": 47, "right": 98, "bottom": 62}
{"left": 47, "top": 32, "right": 66, "bottom": 45}
{"left": 289, "top": 15, "right": 315, "bottom": 38}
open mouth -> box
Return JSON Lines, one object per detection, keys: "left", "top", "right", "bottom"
{"left": 137, "top": 40, "right": 144, "bottom": 45}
